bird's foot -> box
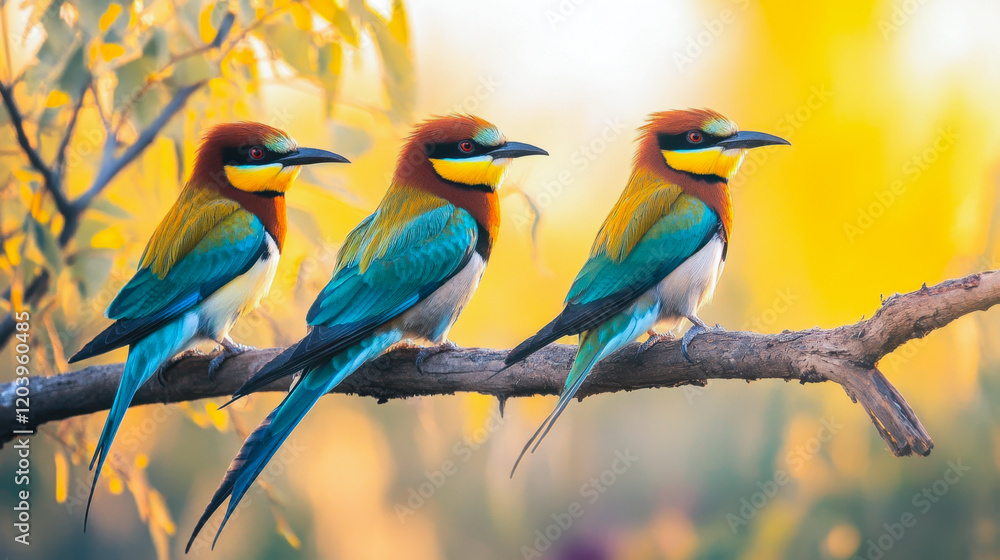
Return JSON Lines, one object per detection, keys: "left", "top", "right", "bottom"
{"left": 158, "top": 348, "right": 205, "bottom": 387}
{"left": 207, "top": 338, "right": 256, "bottom": 381}
{"left": 636, "top": 330, "right": 674, "bottom": 357}
{"left": 681, "top": 321, "right": 725, "bottom": 363}
{"left": 416, "top": 340, "right": 460, "bottom": 374}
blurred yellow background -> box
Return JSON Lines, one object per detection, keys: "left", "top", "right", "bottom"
{"left": 3, "top": 0, "right": 1000, "bottom": 558}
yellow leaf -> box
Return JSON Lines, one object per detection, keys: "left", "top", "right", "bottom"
{"left": 205, "top": 402, "right": 229, "bottom": 432}
{"left": 135, "top": 454, "right": 149, "bottom": 469}
{"left": 290, "top": 2, "right": 312, "bottom": 30}
{"left": 389, "top": 0, "right": 408, "bottom": 44}
{"left": 4, "top": 235, "right": 24, "bottom": 267}
{"left": 108, "top": 475, "right": 124, "bottom": 495}
{"left": 14, "top": 169, "right": 36, "bottom": 183}
{"left": 54, "top": 451, "right": 69, "bottom": 503}
{"left": 99, "top": 43, "right": 126, "bottom": 62}
{"left": 274, "top": 512, "right": 301, "bottom": 549}
{"left": 51, "top": 214, "right": 64, "bottom": 237}
{"left": 198, "top": 3, "right": 216, "bottom": 44}
{"left": 99, "top": 3, "right": 122, "bottom": 32}
{"left": 45, "top": 90, "right": 70, "bottom": 108}
{"left": 91, "top": 226, "right": 125, "bottom": 249}
{"left": 30, "top": 190, "right": 50, "bottom": 223}
{"left": 9, "top": 275, "right": 23, "bottom": 311}
{"left": 149, "top": 490, "right": 177, "bottom": 535}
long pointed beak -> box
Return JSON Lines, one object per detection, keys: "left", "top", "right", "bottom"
{"left": 488, "top": 141, "right": 549, "bottom": 159}
{"left": 277, "top": 147, "right": 350, "bottom": 166}
{"left": 717, "top": 130, "right": 790, "bottom": 150}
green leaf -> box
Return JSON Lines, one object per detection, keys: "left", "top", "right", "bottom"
{"left": 367, "top": 17, "right": 414, "bottom": 123}
{"left": 55, "top": 46, "right": 90, "bottom": 102}
{"left": 30, "top": 219, "right": 63, "bottom": 275}
{"left": 90, "top": 198, "right": 132, "bottom": 220}
{"left": 287, "top": 206, "right": 324, "bottom": 247}
{"left": 69, "top": 249, "right": 114, "bottom": 298}
{"left": 330, "top": 122, "right": 372, "bottom": 155}
{"left": 263, "top": 20, "right": 316, "bottom": 76}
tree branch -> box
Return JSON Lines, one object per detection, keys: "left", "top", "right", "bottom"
{"left": 0, "top": 80, "right": 71, "bottom": 214}
{"left": 3, "top": 271, "right": 998, "bottom": 454}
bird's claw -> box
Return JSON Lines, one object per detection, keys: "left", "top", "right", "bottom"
{"left": 415, "top": 340, "right": 459, "bottom": 374}
{"left": 636, "top": 330, "right": 674, "bottom": 357}
{"left": 681, "top": 323, "right": 725, "bottom": 363}
{"left": 207, "top": 339, "right": 256, "bottom": 381}
{"left": 158, "top": 348, "right": 205, "bottom": 386}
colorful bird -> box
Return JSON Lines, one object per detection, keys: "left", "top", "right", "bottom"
{"left": 186, "top": 114, "right": 547, "bottom": 551}
{"left": 68, "top": 122, "right": 348, "bottom": 527}
{"left": 504, "top": 109, "right": 789, "bottom": 475}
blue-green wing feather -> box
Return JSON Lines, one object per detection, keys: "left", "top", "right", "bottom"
{"left": 70, "top": 214, "right": 267, "bottom": 363}
{"left": 506, "top": 197, "right": 721, "bottom": 366}
{"left": 233, "top": 205, "right": 477, "bottom": 397}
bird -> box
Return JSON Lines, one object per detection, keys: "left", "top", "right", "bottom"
{"left": 67, "top": 122, "right": 348, "bottom": 528}
{"left": 503, "top": 109, "right": 789, "bottom": 476}
{"left": 186, "top": 113, "right": 547, "bottom": 551}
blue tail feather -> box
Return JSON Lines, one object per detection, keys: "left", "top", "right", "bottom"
{"left": 510, "top": 304, "right": 658, "bottom": 477}
{"left": 187, "top": 331, "right": 401, "bottom": 552}
{"left": 85, "top": 316, "right": 197, "bottom": 530}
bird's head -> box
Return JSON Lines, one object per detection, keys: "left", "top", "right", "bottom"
{"left": 192, "top": 122, "right": 348, "bottom": 195}
{"left": 640, "top": 109, "right": 789, "bottom": 181}
{"left": 396, "top": 114, "right": 548, "bottom": 191}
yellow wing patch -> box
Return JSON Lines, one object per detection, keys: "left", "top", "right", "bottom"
{"left": 592, "top": 171, "right": 682, "bottom": 262}
{"left": 337, "top": 186, "right": 452, "bottom": 274}
{"left": 140, "top": 187, "right": 245, "bottom": 278}
{"left": 429, "top": 157, "right": 509, "bottom": 190}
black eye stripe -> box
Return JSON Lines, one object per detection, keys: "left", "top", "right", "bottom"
{"left": 426, "top": 140, "right": 494, "bottom": 159}
{"left": 658, "top": 132, "right": 724, "bottom": 151}
{"left": 221, "top": 145, "right": 286, "bottom": 166}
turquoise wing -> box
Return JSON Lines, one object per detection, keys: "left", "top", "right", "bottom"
{"left": 506, "top": 195, "right": 721, "bottom": 365}
{"left": 70, "top": 211, "right": 268, "bottom": 362}
{"left": 234, "top": 204, "right": 477, "bottom": 396}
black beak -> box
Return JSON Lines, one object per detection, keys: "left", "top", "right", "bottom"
{"left": 277, "top": 147, "right": 350, "bottom": 166}
{"left": 717, "top": 130, "right": 790, "bottom": 150}
{"left": 488, "top": 141, "right": 549, "bottom": 159}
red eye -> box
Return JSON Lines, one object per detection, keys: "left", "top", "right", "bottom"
{"left": 459, "top": 140, "right": 474, "bottom": 153}
{"left": 687, "top": 131, "right": 703, "bottom": 144}
{"left": 249, "top": 146, "right": 265, "bottom": 160}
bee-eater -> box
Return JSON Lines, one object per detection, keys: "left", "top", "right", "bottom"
{"left": 68, "top": 122, "right": 348, "bottom": 527}
{"left": 504, "top": 109, "right": 789, "bottom": 475}
{"left": 186, "top": 114, "right": 547, "bottom": 550}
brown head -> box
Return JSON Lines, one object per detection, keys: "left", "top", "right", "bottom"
{"left": 392, "top": 114, "right": 547, "bottom": 257}
{"left": 634, "top": 109, "right": 789, "bottom": 238}
{"left": 189, "top": 122, "right": 348, "bottom": 248}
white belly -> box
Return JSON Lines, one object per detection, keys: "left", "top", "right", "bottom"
{"left": 199, "top": 233, "right": 280, "bottom": 339}
{"left": 397, "top": 253, "right": 486, "bottom": 344}
{"left": 653, "top": 233, "right": 726, "bottom": 329}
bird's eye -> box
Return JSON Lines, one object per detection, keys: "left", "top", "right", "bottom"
{"left": 459, "top": 140, "right": 475, "bottom": 153}
{"left": 249, "top": 146, "right": 265, "bottom": 160}
{"left": 686, "top": 131, "right": 703, "bottom": 144}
